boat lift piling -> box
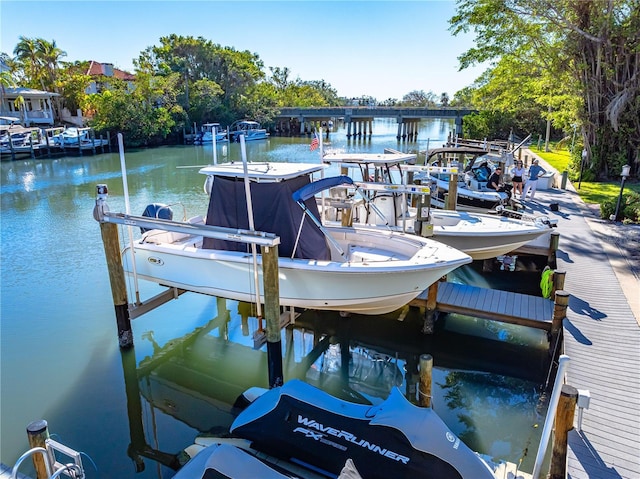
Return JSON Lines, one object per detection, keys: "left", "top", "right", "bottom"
{"left": 418, "top": 354, "right": 433, "bottom": 408}
{"left": 94, "top": 184, "right": 133, "bottom": 349}
{"left": 93, "top": 190, "right": 285, "bottom": 384}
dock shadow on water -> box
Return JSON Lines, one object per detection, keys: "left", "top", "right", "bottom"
{"left": 117, "top": 296, "right": 550, "bottom": 477}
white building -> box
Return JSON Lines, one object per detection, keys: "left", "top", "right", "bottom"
{"left": 0, "top": 87, "right": 58, "bottom": 126}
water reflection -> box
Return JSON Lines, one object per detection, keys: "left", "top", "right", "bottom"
{"left": 121, "top": 299, "right": 548, "bottom": 475}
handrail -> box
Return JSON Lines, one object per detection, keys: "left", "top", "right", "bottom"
{"left": 49, "top": 463, "right": 84, "bottom": 479}
{"left": 11, "top": 447, "right": 53, "bottom": 479}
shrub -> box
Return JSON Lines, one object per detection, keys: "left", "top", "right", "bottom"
{"left": 600, "top": 191, "right": 640, "bottom": 223}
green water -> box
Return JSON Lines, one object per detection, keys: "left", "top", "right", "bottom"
{"left": 1, "top": 119, "right": 549, "bottom": 477}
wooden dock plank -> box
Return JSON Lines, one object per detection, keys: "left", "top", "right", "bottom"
{"left": 410, "top": 282, "right": 553, "bottom": 331}
{"left": 521, "top": 181, "right": 640, "bottom": 479}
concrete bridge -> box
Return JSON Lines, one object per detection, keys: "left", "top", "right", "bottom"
{"left": 274, "top": 107, "right": 476, "bottom": 139}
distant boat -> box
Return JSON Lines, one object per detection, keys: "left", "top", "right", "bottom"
{"left": 194, "top": 122, "right": 226, "bottom": 144}
{"left": 121, "top": 162, "right": 471, "bottom": 315}
{"left": 228, "top": 120, "right": 269, "bottom": 142}
{"left": 51, "top": 127, "right": 90, "bottom": 146}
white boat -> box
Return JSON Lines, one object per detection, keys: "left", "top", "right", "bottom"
{"left": 123, "top": 162, "right": 471, "bottom": 315}
{"left": 321, "top": 151, "right": 553, "bottom": 260}
{"left": 421, "top": 146, "right": 512, "bottom": 212}
{"left": 228, "top": 120, "right": 269, "bottom": 141}
{"left": 52, "top": 127, "right": 90, "bottom": 146}
{"left": 176, "top": 441, "right": 309, "bottom": 479}
{"left": 194, "top": 122, "right": 226, "bottom": 144}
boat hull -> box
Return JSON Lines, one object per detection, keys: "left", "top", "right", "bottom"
{"left": 124, "top": 226, "right": 470, "bottom": 315}
{"left": 429, "top": 211, "right": 552, "bottom": 260}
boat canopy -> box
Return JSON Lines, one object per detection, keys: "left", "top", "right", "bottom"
{"left": 292, "top": 175, "right": 353, "bottom": 202}
{"left": 203, "top": 174, "right": 330, "bottom": 260}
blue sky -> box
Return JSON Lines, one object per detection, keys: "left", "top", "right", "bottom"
{"left": 0, "top": 1, "right": 485, "bottom": 100}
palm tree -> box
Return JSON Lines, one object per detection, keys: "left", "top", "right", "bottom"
{"left": 13, "top": 36, "right": 66, "bottom": 92}
{"left": 36, "top": 38, "right": 66, "bottom": 91}
{"left": 14, "top": 36, "right": 43, "bottom": 89}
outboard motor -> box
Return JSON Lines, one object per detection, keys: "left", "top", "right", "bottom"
{"left": 140, "top": 203, "right": 173, "bottom": 233}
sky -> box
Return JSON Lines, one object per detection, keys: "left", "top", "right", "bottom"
{"left": 0, "top": 1, "right": 486, "bottom": 101}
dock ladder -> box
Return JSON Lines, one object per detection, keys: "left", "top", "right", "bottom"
{"left": 10, "top": 438, "right": 85, "bottom": 479}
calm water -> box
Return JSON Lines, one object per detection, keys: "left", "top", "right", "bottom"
{"left": 1, "top": 119, "right": 550, "bottom": 477}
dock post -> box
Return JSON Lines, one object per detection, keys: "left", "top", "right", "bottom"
{"left": 94, "top": 184, "right": 133, "bottom": 348}
{"left": 418, "top": 354, "right": 433, "bottom": 408}
{"left": 422, "top": 282, "right": 439, "bottom": 334}
{"left": 552, "top": 270, "right": 566, "bottom": 297}
{"left": 548, "top": 231, "right": 560, "bottom": 268}
{"left": 549, "top": 384, "right": 578, "bottom": 479}
{"left": 26, "top": 419, "right": 50, "bottom": 479}
{"left": 551, "top": 290, "right": 569, "bottom": 350}
{"left": 262, "top": 244, "right": 283, "bottom": 388}
{"left": 445, "top": 174, "right": 458, "bottom": 210}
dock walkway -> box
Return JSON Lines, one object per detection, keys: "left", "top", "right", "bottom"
{"left": 410, "top": 282, "right": 554, "bottom": 330}
{"left": 522, "top": 151, "right": 639, "bottom": 479}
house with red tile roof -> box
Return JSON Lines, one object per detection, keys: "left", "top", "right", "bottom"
{"left": 85, "top": 61, "right": 135, "bottom": 94}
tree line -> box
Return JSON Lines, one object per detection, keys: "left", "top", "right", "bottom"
{"left": 2, "top": 0, "right": 638, "bottom": 182}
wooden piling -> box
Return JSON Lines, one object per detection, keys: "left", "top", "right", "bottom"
{"left": 418, "top": 354, "right": 433, "bottom": 408}
{"left": 95, "top": 185, "right": 133, "bottom": 348}
{"left": 550, "top": 384, "right": 578, "bottom": 479}
{"left": 552, "top": 270, "right": 566, "bottom": 297}
{"left": 422, "top": 282, "right": 439, "bottom": 334}
{"left": 446, "top": 174, "right": 458, "bottom": 210}
{"left": 262, "top": 244, "right": 283, "bottom": 388}
{"left": 26, "top": 420, "right": 50, "bottom": 479}
{"left": 548, "top": 231, "right": 560, "bottom": 268}
{"left": 551, "top": 290, "right": 569, "bottom": 348}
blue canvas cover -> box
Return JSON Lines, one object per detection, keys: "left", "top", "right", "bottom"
{"left": 203, "top": 175, "right": 330, "bottom": 260}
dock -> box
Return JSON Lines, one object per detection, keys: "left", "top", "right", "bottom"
{"left": 521, "top": 151, "right": 640, "bottom": 479}
{"left": 1, "top": 463, "right": 30, "bottom": 479}
{"left": 410, "top": 281, "right": 554, "bottom": 331}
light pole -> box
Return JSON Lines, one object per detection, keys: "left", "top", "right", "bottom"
{"left": 612, "top": 164, "right": 631, "bottom": 222}
{"left": 578, "top": 148, "right": 587, "bottom": 190}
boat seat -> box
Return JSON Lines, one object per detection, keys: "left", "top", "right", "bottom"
{"left": 348, "top": 245, "right": 402, "bottom": 263}
{"left": 142, "top": 215, "right": 206, "bottom": 245}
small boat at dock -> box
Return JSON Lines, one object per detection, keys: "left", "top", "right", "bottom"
{"left": 229, "top": 379, "right": 496, "bottom": 479}
{"left": 228, "top": 120, "right": 269, "bottom": 141}
{"left": 321, "top": 151, "right": 554, "bottom": 260}
{"left": 194, "top": 122, "right": 227, "bottom": 144}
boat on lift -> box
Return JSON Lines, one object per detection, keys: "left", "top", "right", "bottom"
{"left": 321, "top": 151, "right": 553, "bottom": 260}
{"left": 115, "top": 161, "right": 470, "bottom": 315}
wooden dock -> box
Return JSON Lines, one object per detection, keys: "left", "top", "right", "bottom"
{"left": 409, "top": 281, "right": 554, "bottom": 331}
{"left": 0, "top": 463, "right": 30, "bottom": 479}
{"left": 519, "top": 151, "right": 640, "bottom": 479}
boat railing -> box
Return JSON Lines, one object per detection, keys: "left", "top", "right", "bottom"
{"left": 96, "top": 210, "right": 281, "bottom": 248}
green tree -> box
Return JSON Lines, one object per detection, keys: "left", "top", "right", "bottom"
{"left": 450, "top": 0, "right": 640, "bottom": 179}
{"left": 400, "top": 90, "right": 437, "bottom": 107}
{"left": 13, "top": 36, "right": 66, "bottom": 92}
{"left": 88, "top": 75, "right": 180, "bottom": 146}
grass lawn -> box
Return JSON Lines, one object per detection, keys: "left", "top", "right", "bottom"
{"left": 529, "top": 146, "right": 639, "bottom": 206}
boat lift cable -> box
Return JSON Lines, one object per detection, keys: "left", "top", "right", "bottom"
{"left": 118, "top": 133, "right": 140, "bottom": 305}
{"left": 239, "top": 134, "right": 262, "bottom": 321}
